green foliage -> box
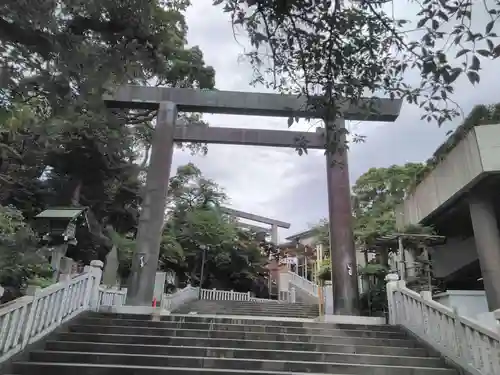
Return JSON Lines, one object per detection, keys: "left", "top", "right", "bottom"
{"left": 1, "top": 1, "right": 216, "bottom": 272}
{"left": 352, "top": 163, "right": 430, "bottom": 247}
{"left": 216, "top": 0, "right": 500, "bottom": 152}
{"left": 359, "top": 284, "right": 388, "bottom": 317}
{"left": 158, "top": 164, "right": 271, "bottom": 294}
{"left": 0, "top": 205, "right": 52, "bottom": 302}
{"left": 312, "top": 163, "right": 432, "bottom": 254}
{"left": 108, "top": 230, "right": 136, "bottom": 280}
{"left": 359, "top": 263, "right": 389, "bottom": 277}
{"left": 311, "top": 219, "right": 330, "bottom": 255}
{"left": 316, "top": 259, "right": 332, "bottom": 282}
{"left": 358, "top": 262, "right": 389, "bottom": 316}
{"left": 2, "top": 0, "right": 215, "bottom": 107}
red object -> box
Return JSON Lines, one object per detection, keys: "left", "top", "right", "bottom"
{"left": 152, "top": 297, "right": 157, "bottom": 308}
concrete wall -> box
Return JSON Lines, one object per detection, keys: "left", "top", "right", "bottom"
{"left": 396, "top": 129, "right": 484, "bottom": 227}
{"left": 474, "top": 124, "right": 500, "bottom": 171}
{"left": 430, "top": 237, "right": 478, "bottom": 278}
{"left": 397, "top": 124, "right": 500, "bottom": 227}
{"left": 434, "top": 290, "right": 488, "bottom": 320}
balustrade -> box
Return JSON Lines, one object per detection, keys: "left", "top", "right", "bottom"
{"left": 387, "top": 275, "right": 500, "bottom": 375}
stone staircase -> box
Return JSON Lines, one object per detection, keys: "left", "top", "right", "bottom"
{"left": 174, "top": 299, "right": 319, "bottom": 318}
{"left": 2, "top": 312, "right": 458, "bottom": 375}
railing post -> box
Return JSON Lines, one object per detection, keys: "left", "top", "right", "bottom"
{"left": 290, "top": 287, "right": 296, "bottom": 303}
{"left": 420, "top": 290, "right": 432, "bottom": 301}
{"left": 495, "top": 309, "right": 500, "bottom": 332}
{"left": 21, "top": 287, "right": 41, "bottom": 348}
{"left": 247, "top": 291, "right": 251, "bottom": 301}
{"left": 88, "top": 260, "right": 104, "bottom": 311}
{"left": 385, "top": 273, "right": 400, "bottom": 325}
{"left": 57, "top": 281, "right": 70, "bottom": 323}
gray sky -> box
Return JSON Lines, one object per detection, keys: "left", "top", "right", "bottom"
{"left": 171, "top": 2, "right": 500, "bottom": 242}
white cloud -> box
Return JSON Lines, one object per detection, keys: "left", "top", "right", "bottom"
{"left": 173, "top": 2, "right": 500, "bottom": 242}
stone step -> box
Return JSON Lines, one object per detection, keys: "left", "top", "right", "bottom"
{"left": 67, "top": 325, "right": 417, "bottom": 347}
{"left": 89, "top": 312, "right": 396, "bottom": 331}
{"left": 178, "top": 303, "right": 317, "bottom": 310}
{"left": 8, "top": 362, "right": 458, "bottom": 375}
{"left": 191, "top": 301, "right": 313, "bottom": 306}
{"left": 57, "top": 332, "right": 422, "bottom": 354}
{"left": 174, "top": 300, "right": 319, "bottom": 317}
{"left": 177, "top": 303, "right": 317, "bottom": 309}
{"left": 17, "top": 353, "right": 456, "bottom": 375}
{"left": 179, "top": 310, "right": 315, "bottom": 315}
{"left": 177, "top": 307, "right": 317, "bottom": 313}
{"left": 191, "top": 311, "right": 318, "bottom": 316}
{"left": 179, "top": 307, "right": 317, "bottom": 312}
{"left": 45, "top": 341, "right": 442, "bottom": 366}
{"left": 76, "top": 318, "right": 407, "bottom": 339}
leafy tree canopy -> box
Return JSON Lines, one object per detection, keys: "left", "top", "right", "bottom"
{"left": 115, "top": 163, "right": 273, "bottom": 296}
{"left": 312, "top": 162, "right": 431, "bottom": 258}
{"left": 0, "top": 205, "right": 52, "bottom": 302}
{"left": 215, "top": 0, "right": 500, "bottom": 153}
{"left": 1, "top": 1, "right": 216, "bottom": 265}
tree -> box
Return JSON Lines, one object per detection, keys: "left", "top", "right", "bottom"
{"left": 2, "top": 1, "right": 215, "bottom": 108}
{"left": 312, "top": 163, "right": 430, "bottom": 281}
{"left": 110, "top": 163, "right": 272, "bottom": 294}
{"left": 215, "top": 0, "right": 500, "bottom": 153}
{"left": 352, "top": 163, "right": 428, "bottom": 246}
{"left": 1, "top": 1, "right": 216, "bottom": 265}
{"left": 158, "top": 164, "right": 272, "bottom": 294}
{"left": 0, "top": 104, "right": 52, "bottom": 218}
{"left": 0, "top": 205, "right": 52, "bottom": 303}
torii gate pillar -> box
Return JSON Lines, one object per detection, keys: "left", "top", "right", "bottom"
{"left": 324, "top": 119, "right": 359, "bottom": 315}
{"left": 126, "top": 102, "right": 177, "bottom": 307}
{"left": 271, "top": 224, "right": 278, "bottom": 245}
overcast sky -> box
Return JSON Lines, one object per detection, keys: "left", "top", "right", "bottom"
{"left": 170, "top": 2, "right": 500, "bottom": 242}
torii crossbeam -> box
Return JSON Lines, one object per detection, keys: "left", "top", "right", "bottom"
{"left": 236, "top": 222, "right": 270, "bottom": 235}
{"left": 104, "top": 85, "right": 402, "bottom": 316}
{"left": 221, "top": 206, "right": 290, "bottom": 244}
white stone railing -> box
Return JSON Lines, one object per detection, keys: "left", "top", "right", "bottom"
{"left": 98, "top": 287, "right": 127, "bottom": 307}
{"left": 0, "top": 260, "right": 103, "bottom": 364}
{"left": 278, "top": 290, "right": 291, "bottom": 302}
{"left": 200, "top": 288, "right": 251, "bottom": 301}
{"left": 387, "top": 276, "right": 500, "bottom": 375}
{"left": 162, "top": 285, "right": 198, "bottom": 312}
{"left": 288, "top": 271, "right": 319, "bottom": 297}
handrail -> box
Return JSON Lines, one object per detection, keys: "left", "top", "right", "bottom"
{"left": 200, "top": 289, "right": 251, "bottom": 301}
{"left": 287, "top": 271, "right": 319, "bottom": 297}
{"left": 98, "top": 287, "right": 127, "bottom": 307}
{"left": 199, "top": 288, "right": 280, "bottom": 303}
{"left": 387, "top": 278, "right": 500, "bottom": 375}
{"left": 162, "top": 285, "right": 198, "bottom": 312}
{"left": 0, "top": 260, "right": 103, "bottom": 364}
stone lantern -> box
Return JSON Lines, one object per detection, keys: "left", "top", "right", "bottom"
{"left": 33, "top": 207, "right": 88, "bottom": 281}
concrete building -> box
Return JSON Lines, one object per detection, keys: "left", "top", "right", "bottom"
{"left": 396, "top": 123, "right": 500, "bottom": 323}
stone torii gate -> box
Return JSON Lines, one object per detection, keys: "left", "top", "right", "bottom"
{"left": 104, "top": 86, "right": 402, "bottom": 315}
{"left": 220, "top": 206, "right": 290, "bottom": 244}
{"left": 235, "top": 221, "right": 270, "bottom": 236}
